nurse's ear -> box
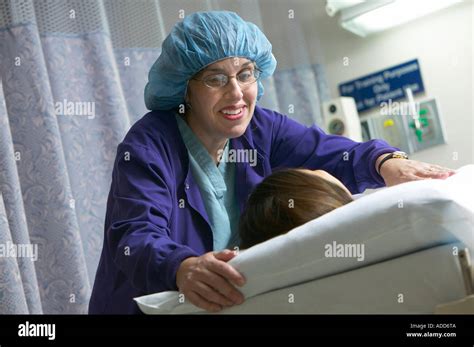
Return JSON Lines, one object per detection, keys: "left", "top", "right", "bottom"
{"left": 184, "top": 90, "right": 192, "bottom": 111}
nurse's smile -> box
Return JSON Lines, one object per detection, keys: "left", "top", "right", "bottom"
{"left": 219, "top": 104, "right": 247, "bottom": 121}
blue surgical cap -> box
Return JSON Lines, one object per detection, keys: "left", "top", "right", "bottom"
{"left": 144, "top": 11, "right": 277, "bottom": 111}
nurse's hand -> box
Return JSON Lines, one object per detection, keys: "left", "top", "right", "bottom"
{"left": 176, "top": 249, "right": 246, "bottom": 312}
{"left": 378, "top": 156, "right": 456, "bottom": 187}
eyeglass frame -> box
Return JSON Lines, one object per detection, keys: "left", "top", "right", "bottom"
{"left": 191, "top": 65, "right": 262, "bottom": 89}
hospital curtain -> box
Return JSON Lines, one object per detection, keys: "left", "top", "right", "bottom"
{"left": 0, "top": 0, "right": 329, "bottom": 314}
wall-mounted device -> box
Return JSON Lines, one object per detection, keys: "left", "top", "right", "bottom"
{"left": 368, "top": 113, "right": 410, "bottom": 153}
{"left": 404, "top": 97, "right": 447, "bottom": 153}
{"left": 322, "top": 97, "right": 362, "bottom": 142}
{"left": 363, "top": 96, "right": 447, "bottom": 154}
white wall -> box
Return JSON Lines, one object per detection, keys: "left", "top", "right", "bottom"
{"left": 302, "top": 0, "right": 473, "bottom": 169}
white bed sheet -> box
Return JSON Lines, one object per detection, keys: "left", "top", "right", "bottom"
{"left": 135, "top": 164, "right": 474, "bottom": 314}
{"left": 136, "top": 243, "right": 466, "bottom": 314}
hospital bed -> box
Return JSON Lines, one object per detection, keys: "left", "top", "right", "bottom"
{"left": 135, "top": 165, "right": 474, "bottom": 314}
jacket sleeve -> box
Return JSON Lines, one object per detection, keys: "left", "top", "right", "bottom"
{"left": 106, "top": 141, "right": 199, "bottom": 294}
{"left": 269, "top": 111, "right": 399, "bottom": 194}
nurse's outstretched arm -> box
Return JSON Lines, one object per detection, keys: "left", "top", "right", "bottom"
{"left": 267, "top": 110, "right": 398, "bottom": 194}
{"left": 176, "top": 249, "right": 246, "bottom": 312}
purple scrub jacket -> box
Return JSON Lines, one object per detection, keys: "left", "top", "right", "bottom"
{"left": 88, "top": 105, "right": 397, "bottom": 314}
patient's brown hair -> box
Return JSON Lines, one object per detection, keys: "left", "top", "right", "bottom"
{"left": 239, "top": 169, "right": 353, "bottom": 248}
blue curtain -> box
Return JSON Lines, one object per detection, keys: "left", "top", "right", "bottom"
{"left": 0, "top": 0, "right": 329, "bottom": 314}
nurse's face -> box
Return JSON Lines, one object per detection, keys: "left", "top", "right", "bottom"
{"left": 185, "top": 57, "right": 258, "bottom": 147}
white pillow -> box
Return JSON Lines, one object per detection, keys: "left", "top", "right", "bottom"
{"left": 135, "top": 164, "right": 474, "bottom": 314}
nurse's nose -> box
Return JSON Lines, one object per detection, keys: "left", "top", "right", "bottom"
{"left": 224, "top": 76, "right": 244, "bottom": 99}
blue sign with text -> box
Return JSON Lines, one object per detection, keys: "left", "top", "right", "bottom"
{"left": 338, "top": 59, "right": 424, "bottom": 113}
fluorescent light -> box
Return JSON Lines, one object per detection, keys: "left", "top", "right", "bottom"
{"left": 340, "top": 0, "right": 463, "bottom": 37}
{"left": 326, "top": 0, "right": 365, "bottom": 17}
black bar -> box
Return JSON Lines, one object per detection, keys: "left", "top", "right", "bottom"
{"left": 0, "top": 314, "right": 473, "bottom": 344}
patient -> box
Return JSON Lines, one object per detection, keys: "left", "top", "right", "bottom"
{"left": 239, "top": 169, "right": 353, "bottom": 248}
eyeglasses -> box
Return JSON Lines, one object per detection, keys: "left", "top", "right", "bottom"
{"left": 192, "top": 68, "right": 261, "bottom": 89}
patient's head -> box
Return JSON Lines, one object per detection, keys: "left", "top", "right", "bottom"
{"left": 239, "top": 169, "right": 353, "bottom": 248}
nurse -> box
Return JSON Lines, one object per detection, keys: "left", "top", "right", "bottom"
{"left": 89, "top": 11, "right": 455, "bottom": 314}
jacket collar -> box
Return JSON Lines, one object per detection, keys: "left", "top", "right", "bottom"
{"left": 168, "top": 109, "right": 268, "bottom": 224}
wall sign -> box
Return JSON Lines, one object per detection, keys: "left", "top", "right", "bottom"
{"left": 338, "top": 59, "right": 425, "bottom": 113}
